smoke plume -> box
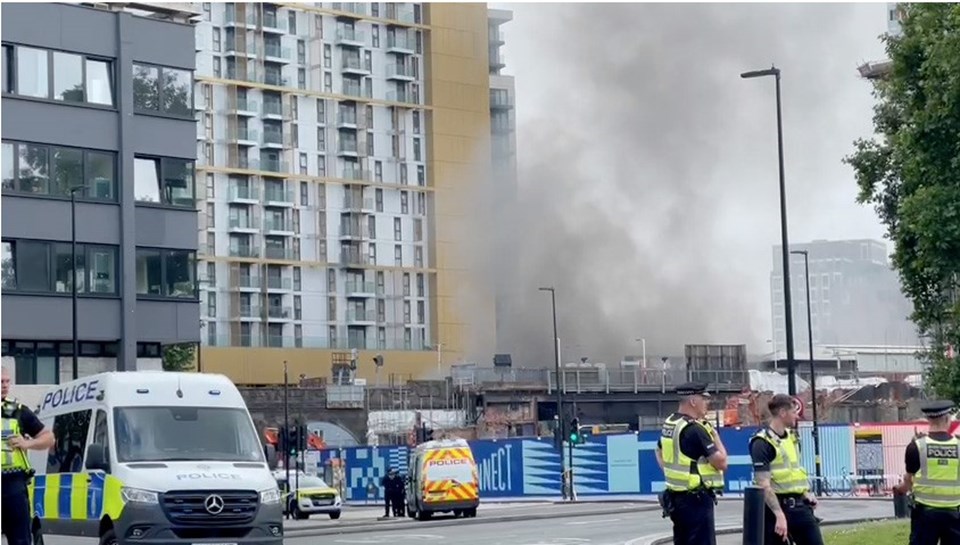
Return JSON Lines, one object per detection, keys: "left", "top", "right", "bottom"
{"left": 490, "top": 3, "right": 888, "bottom": 366}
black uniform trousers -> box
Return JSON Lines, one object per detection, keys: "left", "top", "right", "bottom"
{"left": 910, "top": 504, "right": 960, "bottom": 545}
{"left": 2, "top": 473, "right": 33, "bottom": 545}
{"left": 668, "top": 490, "right": 716, "bottom": 545}
{"left": 763, "top": 495, "right": 823, "bottom": 545}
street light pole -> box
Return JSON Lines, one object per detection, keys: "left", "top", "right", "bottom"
{"left": 539, "top": 286, "right": 566, "bottom": 499}
{"left": 791, "top": 249, "right": 823, "bottom": 496}
{"left": 741, "top": 65, "right": 797, "bottom": 395}
{"left": 70, "top": 186, "right": 84, "bottom": 380}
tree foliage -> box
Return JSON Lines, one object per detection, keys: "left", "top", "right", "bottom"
{"left": 162, "top": 343, "right": 197, "bottom": 372}
{"left": 845, "top": 3, "right": 960, "bottom": 404}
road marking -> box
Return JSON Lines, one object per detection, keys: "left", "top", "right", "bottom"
{"left": 566, "top": 518, "right": 622, "bottom": 525}
{"left": 334, "top": 534, "right": 445, "bottom": 544}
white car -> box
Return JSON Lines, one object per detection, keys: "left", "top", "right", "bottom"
{"left": 275, "top": 471, "right": 343, "bottom": 520}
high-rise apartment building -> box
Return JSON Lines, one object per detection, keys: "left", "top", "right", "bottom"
{"left": 770, "top": 239, "right": 919, "bottom": 353}
{"left": 487, "top": 9, "right": 517, "bottom": 352}
{"left": 193, "top": 3, "right": 496, "bottom": 383}
{"left": 1, "top": 3, "right": 200, "bottom": 385}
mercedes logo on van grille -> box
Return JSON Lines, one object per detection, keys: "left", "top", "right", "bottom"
{"left": 204, "top": 494, "right": 225, "bottom": 515}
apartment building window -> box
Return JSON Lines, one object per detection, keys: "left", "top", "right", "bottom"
{"left": 327, "top": 268, "right": 336, "bottom": 292}
{"left": 372, "top": 25, "right": 380, "bottom": 48}
{"left": 207, "top": 292, "right": 217, "bottom": 317}
{"left": 206, "top": 232, "right": 215, "bottom": 254}
{"left": 414, "top": 247, "right": 423, "bottom": 267}
{"left": 413, "top": 111, "right": 420, "bottom": 134}
{"left": 417, "top": 193, "right": 426, "bottom": 215}
{"left": 400, "top": 164, "right": 407, "bottom": 185}
{"left": 134, "top": 156, "right": 195, "bottom": 208}
{"left": 300, "top": 181, "right": 309, "bottom": 206}
{"left": 368, "top": 216, "right": 377, "bottom": 239}
{"left": 412, "top": 83, "right": 420, "bottom": 105}
{"left": 371, "top": 3, "right": 380, "bottom": 17}
{"left": 317, "top": 128, "right": 326, "bottom": 151}
{"left": 207, "top": 321, "right": 217, "bottom": 346}
{"left": 415, "top": 30, "right": 423, "bottom": 54}
{"left": 378, "top": 327, "right": 386, "bottom": 350}
{"left": 205, "top": 173, "right": 214, "bottom": 199}
{"left": 299, "top": 153, "right": 308, "bottom": 175}
{"left": 417, "top": 165, "right": 425, "bottom": 186}
{"left": 324, "top": 44, "right": 332, "bottom": 68}
{"left": 289, "top": 12, "right": 298, "bottom": 36}
{"left": 297, "top": 40, "right": 306, "bottom": 65}
{"left": 327, "top": 297, "right": 337, "bottom": 320}
{"left": 376, "top": 188, "right": 384, "bottom": 212}
{"left": 205, "top": 261, "right": 216, "bottom": 286}
{"left": 133, "top": 63, "right": 192, "bottom": 117}
{"left": 400, "top": 191, "right": 408, "bottom": 214}
{"left": 3, "top": 45, "right": 114, "bottom": 106}
{"left": 318, "top": 155, "right": 326, "bottom": 176}
{"left": 413, "top": 218, "right": 423, "bottom": 241}
{"left": 376, "top": 271, "right": 385, "bottom": 293}
{"left": 403, "top": 273, "right": 410, "bottom": 296}
{"left": 204, "top": 143, "right": 213, "bottom": 164}
{"left": 367, "top": 131, "right": 374, "bottom": 156}
{"left": 213, "top": 57, "right": 221, "bottom": 78}
{"left": 212, "top": 28, "right": 221, "bottom": 52}
{"left": 206, "top": 203, "right": 215, "bottom": 228}
{"left": 2, "top": 141, "right": 117, "bottom": 201}
{"left": 412, "top": 57, "right": 420, "bottom": 79}
{"left": 416, "top": 273, "right": 424, "bottom": 296}
{"left": 393, "top": 217, "right": 402, "bottom": 241}
{"left": 404, "top": 328, "right": 412, "bottom": 350}
{"left": 394, "top": 245, "right": 402, "bottom": 266}
{"left": 298, "top": 68, "right": 306, "bottom": 90}
{"left": 413, "top": 138, "right": 421, "bottom": 161}
{"left": 403, "top": 301, "right": 411, "bottom": 324}
{"left": 315, "top": 14, "right": 323, "bottom": 36}
{"left": 365, "top": 105, "right": 374, "bottom": 129}
{"left": 294, "top": 295, "right": 302, "bottom": 320}
{"left": 317, "top": 99, "right": 326, "bottom": 123}
{"left": 293, "top": 267, "right": 302, "bottom": 291}
{"left": 202, "top": 2, "right": 211, "bottom": 20}
{"left": 135, "top": 248, "right": 197, "bottom": 299}
{"left": 294, "top": 325, "right": 303, "bottom": 347}
{"left": 417, "top": 301, "right": 425, "bottom": 324}
{"left": 375, "top": 161, "right": 383, "bottom": 182}
{"left": 1, "top": 239, "right": 118, "bottom": 295}
{"left": 368, "top": 244, "right": 376, "bottom": 265}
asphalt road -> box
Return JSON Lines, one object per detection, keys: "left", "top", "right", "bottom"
{"left": 22, "top": 499, "right": 892, "bottom": 544}
{"left": 284, "top": 499, "right": 895, "bottom": 545}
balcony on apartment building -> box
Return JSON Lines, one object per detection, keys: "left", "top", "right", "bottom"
{"left": 340, "top": 248, "right": 372, "bottom": 267}
{"left": 267, "top": 305, "right": 293, "bottom": 320}
{"left": 263, "top": 187, "right": 295, "bottom": 206}
{"left": 229, "top": 98, "right": 259, "bottom": 116}
{"left": 225, "top": 66, "right": 289, "bottom": 88}
{"left": 335, "top": 27, "right": 366, "bottom": 47}
{"left": 228, "top": 215, "right": 261, "bottom": 233}
{"left": 333, "top": 3, "right": 367, "bottom": 18}
{"left": 346, "top": 309, "right": 377, "bottom": 325}
{"left": 338, "top": 223, "right": 371, "bottom": 240}
{"left": 345, "top": 280, "right": 377, "bottom": 297}
{"left": 342, "top": 55, "right": 371, "bottom": 76}
{"left": 490, "top": 91, "right": 514, "bottom": 110}
{"left": 266, "top": 276, "right": 293, "bottom": 290}
{"left": 341, "top": 165, "right": 370, "bottom": 182}
{"left": 231, "top": 275, "right": 261, "bottom": 290}
{"left": 232, "top": 127, "right": 259, "bottom": 146}
{"left": 262, "top": 101, "right": 285, "bottom": 119}
{"left": 337, "top": 109, "right": 360, "bottom": 129}
{"left": 261, "top": 130, "right": 285, "bottom": 149}
{"left": 260, "top": 12, "right": 288, "bottom": 34}
{"left": 263, "top": 43, "right": 292, "bottom": 63}
{"left": 245, "top": 157, "right": 288, "bottom": 175}
{"left": 264, "top": 246, "right": 296, "bottom": 260}
{"left": 228, "top": 185, "right": 260, "bottom": 203}
{"left": 224, "top": 38, "right": 258, "bottom": 58}
{"left": 342, "top": 195, "right": 375, "bottom": 212}
{"left": 340, "top": 80, "right": 371, "bottom": 99}
{"left": 387, "top": 31, "right": 415, "bottom": 54}
{"left": 385, "top": 3, "right": 416, "bottom": 23}
{"left": 386, "top": 63, "right": 416, "bottom": 81}
{"left": 263, "top": 216, "right": 294, "bottom": 234}
{"left": 229, "top": 245, "right": 261, "bottom": 258}
{"left": 232, "top": 302, "right": 262, "bottom": 319}
{"left": 337, "top": 138, "right": 360, "bottom": 157}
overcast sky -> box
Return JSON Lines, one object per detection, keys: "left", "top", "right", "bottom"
{"left": 485, "top": 3, "right": 895, "bottom": 365}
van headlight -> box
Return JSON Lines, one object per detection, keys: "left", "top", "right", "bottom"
{"left": 260, "top": 488, "right": 282, "bottom": 504}
{"left": 121, "top": 487, "right": 159, "bottom": 504}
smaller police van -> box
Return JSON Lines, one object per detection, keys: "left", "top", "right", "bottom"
{"left": 29, "top": 372, "right": 283, "bottom": 545}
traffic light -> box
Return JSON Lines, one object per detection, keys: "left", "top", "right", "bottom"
{"left": 569, "top": 418, "right": 584, "bottom": 445}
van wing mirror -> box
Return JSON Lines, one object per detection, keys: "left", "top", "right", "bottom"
{"left": 264, "top": 444, "right": 279, "bottom": 470}
{"left": 85, "top": 444, "right": 110, "bottom": 472}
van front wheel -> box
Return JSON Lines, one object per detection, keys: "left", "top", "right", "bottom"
{"left": 99, "top": 529, "right": 118, "bottom": 545}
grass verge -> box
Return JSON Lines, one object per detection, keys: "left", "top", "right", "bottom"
{"left": 824, "top": 520, "right": 909, "bottom": 545}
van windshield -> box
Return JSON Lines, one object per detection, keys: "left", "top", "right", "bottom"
{"left": 424, "top": 457, "right": 474, "bottom": 483}
{"left": 114, "top": 406, "right": 264, "bottom": 463}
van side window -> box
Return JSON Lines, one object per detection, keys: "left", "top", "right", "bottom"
{"left": 47, "top": 410, "right": 92, "bottom": 474}
{"left": 92, "top": 409, "right": 108, "bottom": 448}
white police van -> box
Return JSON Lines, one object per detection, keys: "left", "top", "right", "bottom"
{"left": 29, "top": 372, "right": 283, "bottom": 545}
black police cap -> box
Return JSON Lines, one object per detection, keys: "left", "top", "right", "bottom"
{"left": 920, "top": 400, "right": 956, "bottom": 419}
{"left": 676, "top": 382, "right": 711, "bottom": 397}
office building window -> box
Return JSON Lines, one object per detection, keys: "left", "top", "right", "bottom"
{"left": 4, "top": 45, "right": 113, "bottom": 106}
{"left": 135, "top": 248, "right": 197, "bottom": 299}
{"left": 1, "top": 239, "right": 118, "bottom": 295}
{"left": 1, "top": 141, "right": 116, "bottom": 200}
{"left": 132, "top": 62, "right": 193, "bottom": 117}
{"left": 134, "top": 156, "right": 195, "bottom": 208}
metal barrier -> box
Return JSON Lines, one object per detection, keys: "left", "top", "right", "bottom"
{"left": 547, "top": 368, "right": 751, "bottom": 394}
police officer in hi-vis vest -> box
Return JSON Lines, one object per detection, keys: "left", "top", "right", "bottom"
{"left": 656, "top": 382, "right": 729, "bottom": 545}
{"left": 750, "top": 394, "right": 822, "bottom": 545}
{"left": 2, "top": 366, "right": 56, "bottom": 545}
{"left": 893, "top": 400, "right": 960, "bottom": 545}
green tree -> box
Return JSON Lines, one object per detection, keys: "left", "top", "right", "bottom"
{"left": 845, "top": 3, "right": 960, "bottom": 404}
{"left": 162, "top": 343, "right": 198, "bottom": 372}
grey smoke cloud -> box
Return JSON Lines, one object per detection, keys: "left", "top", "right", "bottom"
{"left": 490, "top": 3, "right": 889, "bottom": 366}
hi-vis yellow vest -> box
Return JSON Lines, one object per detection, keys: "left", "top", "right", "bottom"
{"left": 1, "top": 400, "right": 32, "bottom": 474}
{"left": 660, "top": 414, "right": 724, "bottom": 491}
{"left": 913, "top": 435, "right": 960, "bottom": 508}
{"left": 752, "top": 428, "right": 808, "bottom": 494}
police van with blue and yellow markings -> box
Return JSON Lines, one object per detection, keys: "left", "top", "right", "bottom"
{"left": 28, "top": 371, "right": 284, "bottom": 545}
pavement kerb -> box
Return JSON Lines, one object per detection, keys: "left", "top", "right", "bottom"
{"left": 637, "top": 515, "right": 900, "bottom": 545}
{"left": 284, "top": 503, "right": 661, "bottom": 537}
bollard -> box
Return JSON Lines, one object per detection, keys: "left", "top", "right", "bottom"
{"left": 742, "top": 485, "right": 766, "bottom": 545}
{"left": 893, "top": 491, "right": 910, "bottom": 519}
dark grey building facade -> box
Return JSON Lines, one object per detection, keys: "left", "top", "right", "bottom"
{"left": 1, "top": 3, "right": 200, "bottom": 384}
